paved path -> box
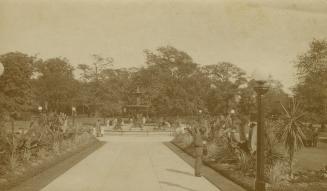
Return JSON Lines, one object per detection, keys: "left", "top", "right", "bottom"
{"left": 41, "top": 135, "right": 220, "bottom": 191}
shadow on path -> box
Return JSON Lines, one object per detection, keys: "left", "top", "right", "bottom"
{"left": 159, "top": 181, "right": 199, "bottom": 191}
{"left": 164, "top": 142, "right": 246, "bottom": 191}
{"left": 166, "top": 168, "right": 194, "bottom": 177}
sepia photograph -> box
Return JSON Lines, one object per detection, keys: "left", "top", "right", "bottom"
{"left": 0, "top": 0, "right": 327, "bottom": 191}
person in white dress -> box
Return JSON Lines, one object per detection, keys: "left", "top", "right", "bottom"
{"left": 100, "top": 125, "right": 104, "bottom": 136}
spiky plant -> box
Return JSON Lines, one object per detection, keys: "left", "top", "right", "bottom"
{"left": 277, "top": 98, "right": 306, "bottom": 177}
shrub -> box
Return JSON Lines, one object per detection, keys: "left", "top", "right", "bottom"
{"left": 172, "top": 133, "right": 193, "bottom": 148}
{"left": 268, "top": 161, "right": 289, "bottom": 185}
{"left": 36, "top": 148, "right": 48, "bottom": 159}
{"left": 8, "top": 153, "right": 19, "bottom": 171}
{"left": 22, "top": 149, "right": 32, "bottom": 162}
{"left": 204, "top": 142, "right": 220, "bottom": 161}
{"left": 52, "top": 142, "right": 60, "bottom": 155}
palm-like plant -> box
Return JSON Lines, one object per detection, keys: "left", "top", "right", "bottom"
{"left": 277, "top": 98, "right": 306, "bottom": 177}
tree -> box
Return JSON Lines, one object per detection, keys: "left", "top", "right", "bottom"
{"left": 77, "top": 54, "right": 114, "bottom": 116}
{"left": 263, "top": 76, "right": 289, "bottom": 118}
{"left": 138, "top": 46, "right": 208, "bottom": 116}
{"left": 34, "top": 58, "right": 78, "bottom": 113}
{"left": 294, "top": 39, "right": 327, "bottom": 124}
{"left": 277, "top": 99, "right": 306, "bottom": 177}
{"left": 201, "top": 62, "right": 247, "bottom": 115}
{"left": 97, "top": 68, "right": 132, "bottom": 117}
{"left": 0, "top": 52, "right": 34, "bottom": 118}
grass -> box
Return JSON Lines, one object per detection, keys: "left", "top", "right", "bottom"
{"left": 295, "top": 142, "right": 327, "bottom": 171}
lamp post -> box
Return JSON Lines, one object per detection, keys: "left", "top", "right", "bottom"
{"left": 198, "top": 109, "right": 202, "bottom": 122}
{"left": 253, "top": 75, "right": 269, "bottom": 191}
{"left": 72, "top": 106, "right": 76, "bottom": 128}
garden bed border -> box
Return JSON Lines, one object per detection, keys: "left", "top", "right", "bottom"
{"left": 1, "top": 138, "right": 104, "bottom": 191}
{"left": 165, "top": 141, "right": 247, "bottom": 191}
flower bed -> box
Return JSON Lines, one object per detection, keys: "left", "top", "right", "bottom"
{"left": 172, "top": 133, "right": 327, "bottom": 191}
{"left": 0, "top": 113, "right": 101, "bottom": 190}
{"left": 0, "top": 132, "right": 99, "bottom": 190}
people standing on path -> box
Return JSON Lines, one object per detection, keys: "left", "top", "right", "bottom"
{"left": 106, "top": 119, "right": 110, "bottom": 129}
{"left": 312, "top": 125, "right": 319, "bottom": 147}
{"left": 187, "top": 124, "right": 207, "bottom": 177}
{"left": 100, "top": 122, "right": 105, "bottom": 137}
{"left": 96, "top": 119, "right": 101, "bottom": 137}
{"left": 113, "top": 118, "right": 117, "bottom": 129}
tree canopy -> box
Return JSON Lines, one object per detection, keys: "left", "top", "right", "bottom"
{"left": 294, "top": 39, "right": 327, "bottom": 123}
{"left": 0, "top": 52, "right": 34, "bottom": 118}
{"left": 0, "top": 45, "right": 292, "bottom": 119}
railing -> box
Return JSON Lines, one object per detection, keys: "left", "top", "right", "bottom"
{"left": 104, "top": 129, "right": 175, "bottom": 136}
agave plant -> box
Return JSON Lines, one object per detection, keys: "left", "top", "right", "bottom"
{"left": 277, "top": 98, "right": 306, "bottom": 177}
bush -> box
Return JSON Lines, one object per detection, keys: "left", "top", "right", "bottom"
{"left": 36, "top": 148, "right": 48, "bottom": 159}
{"left": 172, "top": 133, "right": 193, "bottom": 148}
{"left": 204, "top": 142, "right": 220, "bottom": 161}
{"left": 268, "top": 161, "right": 289, "bottom": 185}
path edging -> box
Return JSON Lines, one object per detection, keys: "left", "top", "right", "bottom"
{"left": 4, "top": 139, "right": 104, "bottom": 191}
{"left": 165, "top": 142, "right": 247, "bottom": 191}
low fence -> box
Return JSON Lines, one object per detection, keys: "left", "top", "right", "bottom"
{"left": 104, "top": 129, "right": 175, "bottom": 136}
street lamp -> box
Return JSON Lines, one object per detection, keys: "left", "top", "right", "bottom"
{"left": 253, "top": 71, "right": 269, "bottom": 191}
{"left": 72, "top": 106, "right": 76, "bottom": 128}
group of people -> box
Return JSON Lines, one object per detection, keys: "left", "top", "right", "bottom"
{"left": 93, "top": 119, "right": 105, "bottom": 137}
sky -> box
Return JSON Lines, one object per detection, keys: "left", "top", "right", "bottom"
{"left": 1, "top": 0, "right": 327, "bottom": 92}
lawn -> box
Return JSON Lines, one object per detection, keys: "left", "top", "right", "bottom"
{"left": 295, "top": 142, "right": 327, "bottom": 171}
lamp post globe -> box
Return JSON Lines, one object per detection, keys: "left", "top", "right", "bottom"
{"left": 0, "top": 62, "right": 4, "bottom": 76}
{"left": 252, "top": 70, "right": 269, "bottom": 191}
{"left": 38, "top": 106, "right": 43, "bottom": 115}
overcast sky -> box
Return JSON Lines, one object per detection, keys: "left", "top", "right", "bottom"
{"left": 1, "top": 0, "right": 327, "bottom": 92}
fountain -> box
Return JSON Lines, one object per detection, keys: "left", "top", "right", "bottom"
{"left": 124, "top": 86, "right": 150, "bottom": 130}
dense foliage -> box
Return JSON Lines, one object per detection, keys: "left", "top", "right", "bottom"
{"left": 294, "top": 39, "right": 327, "bottom": 124}
{"left": 0, "top": 46, "right": 289, "bottom": 119}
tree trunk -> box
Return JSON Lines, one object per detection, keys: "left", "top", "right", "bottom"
{"left": 289, "top": 150, "right": 294, "bottom": 179}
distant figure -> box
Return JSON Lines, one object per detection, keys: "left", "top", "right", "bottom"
{"left": 142, "top": 116, "right": 146, "bottom": 124}
{"left": 92, "top": 127, "right": 97, "bottom": 137}
{"left": 249, "top": 122, "right": 257, "bottom": 153}
{"left": 62, "top": 118, "right": 68, "bottom": 133}
{"left": 100, "top": 123, "right": 105, "bottom": 137}
{"left": 116, "top": 118, "right": 122, "bottom": 129}
{"left": 96, "top": 119, "right": 101, "bottom": 137}
{"left": 164, "top": 121, "right": 171, "bottom": 130}
{"left": 187, "top": 125, "right": 206, "bottom": 177}
{"left": 312, "top": 126, "right": 319, "bottom": 147}
{"left": 113, "top": 118, "right": 118, "bottom": 128}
